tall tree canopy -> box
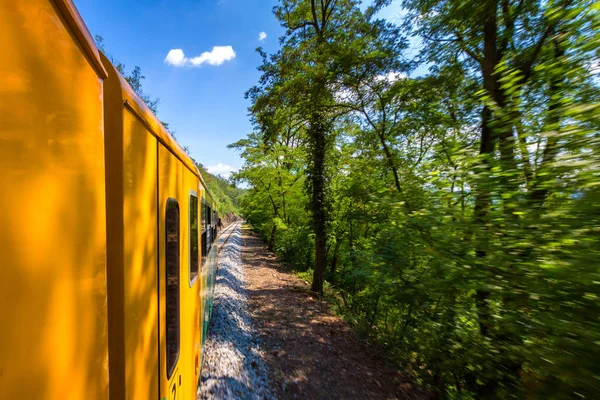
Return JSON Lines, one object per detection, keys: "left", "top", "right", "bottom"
{"left": 235, "top": 0, "right": 599, "bottom": 397}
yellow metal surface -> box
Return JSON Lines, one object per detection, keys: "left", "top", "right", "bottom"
{"left": 52, "top": 0, "right": 108, "bottom": 79}
{"left": 0, "top": 1, "right": 219, "bottom": 398}
{"left": 102, "top": 53, "right": 160, "bottom": 400}
{"left": 122, "top": 109, "right": 159, "bottom": 399}
{"left": 0, "top": 0, "right": 109, "bottom": 398}
{"left": 102, "top": 45, "right": 218, "bottom": 399}
{"left": 159, "top": 144, "right": 185, "bottom": 399}
{"left": 182, "top": 169, "right": 202, "bottom": 399}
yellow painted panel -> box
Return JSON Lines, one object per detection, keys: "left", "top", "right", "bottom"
{"left": 157, "top": 149, "right": 203, "bottom": 400}
{"left": 0, "top": 1, "right": 108, "bottom": 399}
{"left": 122, "top": 110, "right": 159, "bottom": 400}
{"left": 182, "top": 168, "right": 202, "bottom": 399}
{"left": 159, "top": 144, "right": 183, "bottom": 399}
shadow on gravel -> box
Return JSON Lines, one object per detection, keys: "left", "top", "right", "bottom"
{"left": 241, "top": 227, "right": 424, "bottom": 400}
{"left": 199, "top": 228, "right": 274, "bottom": 400}
{"left": 215, "top": 267, "right": 246, "bottom": 297}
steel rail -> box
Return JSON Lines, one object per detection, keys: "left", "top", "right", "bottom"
{"left": 218, "top": 221, "right": 241, "bottom": 254}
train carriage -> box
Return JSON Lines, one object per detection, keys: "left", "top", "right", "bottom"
{"left": 0, "top": 1, "right": 219, "bottom": 399}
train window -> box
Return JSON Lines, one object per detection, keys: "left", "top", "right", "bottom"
{"left": 206, "top": 205, "right": 212, "bottom": 248}
{"left": 189, "top": 193, "right": 199, "bottom": 282}
{"left": 165, "top": 199, "right": 180, "bottom": 379}
{"left": 201, "top": 200, "right": 207, "bottom": 264}
{"left": 213, "top": 211, "right": 217, "bottom": 242}
{"left": 201, "top": 201, "right": 206, "bottom": 232}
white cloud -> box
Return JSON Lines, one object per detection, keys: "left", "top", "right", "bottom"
{"left": 206, "top": 163, "right": 238, "bottom": 178}
{"left": 165, "top": 46, "right": 236, "bottom": 67}
{"left": 331, "top": 72, "right": 406, "bottom": 103}
{"left": 376, "top": 71, "right": 408, "bottom": 82}
{"left": 165, "top": 49, "right": 187, "bottom": 67}
{"left": 259, "top": 31, "right": 267, "bottom": 42}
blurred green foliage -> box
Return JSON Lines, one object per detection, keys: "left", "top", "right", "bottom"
{"left": 235, "top": 0, "right": 599, "bottom": 398}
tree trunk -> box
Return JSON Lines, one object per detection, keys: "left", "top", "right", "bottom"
{"left": 329, "top": 238, "right": 342, "bottom": 282}
{"left": 268, "top": 224, "right": 277, "bottom": 252}
{"left": 474, "top": 105, "right": 495, "bottom": 338}
{"left": 308, "top": 72, "right": 330, "bottom": 295}
{"left": 309, "top": 115, "right": 328, "bottom": 295}
{"left": 530, "top": 35, "right": 565, "bottom": 207}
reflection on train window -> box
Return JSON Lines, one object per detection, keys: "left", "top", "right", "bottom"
{"left": 207, "top": 205, "right": 212, "bottom": 248}
{"left": 189, "top": 194, "right": 199, "bottom": 281}
{"left": 165, "top": 199, "right": 180, "bottom": 378}
{"left": 201, "top": 200, "right": 207, "bottom": 264}
{"left": 214, "top": 211, "right": 218, "bottom": 243}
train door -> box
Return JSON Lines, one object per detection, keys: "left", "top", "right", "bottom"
{"left": 159, "top": 145, "right": 184, "bottom": 400}
{"left": 200, "top": 198, "right": 211, "bottom": 344}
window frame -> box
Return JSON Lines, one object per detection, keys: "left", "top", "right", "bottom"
{"left": 212, "top": 210, "right": 216, "bottom": 243}
{"left": 165, "top": 198, "right": 180, "bottom": 379}
{"left": 206, "top": 204, "right": 212, "bottom": 249}
{"left": 189, "top": 190, "right": 199, "bottom": 286}
{"left": 200, "top": 198, "right": 207, "bottom": 266}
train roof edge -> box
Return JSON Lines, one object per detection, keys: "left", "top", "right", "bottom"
{"left": 98, "top": 53, "right": 217, "bottom": 207}
{"left": 54, "top": 0, "right": 108, "bottom": 79}
{"left": 59, "top": 0, "right": 217, "bottom": 207}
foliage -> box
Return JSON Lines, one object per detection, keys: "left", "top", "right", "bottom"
{"left": 94, "top": 35, "right": 166, "bottom": 129}
{"left": 196, "top": 163, "right": 246, "bottom": 220}
{"left": 235, "top": 0, "right": 600, "bottom": 398}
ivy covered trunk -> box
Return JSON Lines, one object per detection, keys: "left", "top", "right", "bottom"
{"left": 308, "top": 75, "right": 330, "bottom": 295}
{"left": 237, "top": 0, "right": 600, "bottom": 397}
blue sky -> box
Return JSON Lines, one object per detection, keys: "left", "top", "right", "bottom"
{"left": 73, "top": 0, "right": 409, "bottom": 177}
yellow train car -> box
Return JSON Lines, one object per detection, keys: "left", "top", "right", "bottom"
{"left": 101, "top": 52, "right": 219, "bottom": 400}
{"left": 0, "top": 1, "right": 220, "bottom": 399}
{"left": 0, "top": 0, "right": 110, "bottom": 398}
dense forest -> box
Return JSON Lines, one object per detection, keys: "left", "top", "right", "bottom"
{"left": 231, "top": 0, "right": 600, "bottom": 398}
{"left": 197, "top": 163, "right": 246, "bottom": 221}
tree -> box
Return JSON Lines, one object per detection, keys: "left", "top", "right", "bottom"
{"left": 238, "top": 0, "right": 600, "bottom": 397}
{"left": 402, "top": 0, "right": 600, "bottom": 395}
{"left": 246, "top": 0, "right": 406, "bottom": 294}
{"left": 94, "top": 35, "right": 162, "bottom": 117}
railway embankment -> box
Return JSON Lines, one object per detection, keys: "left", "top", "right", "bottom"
{"left": 200, "top": 223, "right": 423, "bottom": 399}
{"left": 198, "top": 223, "right": 275, "bottom": 400}
{"left": 240, "top": 225, "right": 422, "bottom": 400}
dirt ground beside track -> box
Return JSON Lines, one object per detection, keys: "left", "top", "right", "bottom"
{"left": 241, "top": 225, "right": 424, "bottom": 400}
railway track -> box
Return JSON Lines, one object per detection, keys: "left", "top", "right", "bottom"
{"left": 218, "top": 221, "right": 242, "bottom": 253}
{"left": 199, "top": 221, "right": 275, "bottom": 399}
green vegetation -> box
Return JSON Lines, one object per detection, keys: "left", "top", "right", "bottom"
{"left": 94, "top": 35, "right": 160, "bottom": 113}
{"left": 197, "top": 163, "right": 246, "bottom": 219}
{"left": 233, "top": 0, "right": 600, "bottom": 398}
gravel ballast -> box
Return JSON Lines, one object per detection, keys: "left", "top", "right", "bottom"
{"left": 198, "top": 224, "right": 275, "bottom": 400}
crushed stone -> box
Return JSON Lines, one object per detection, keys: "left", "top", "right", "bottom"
{"left": 198, "top": 224, "right": 276, "bottom": 400}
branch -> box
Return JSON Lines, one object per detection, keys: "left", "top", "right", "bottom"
{"left": 518, "top": 0, "right": 573, "bottom": 82}
{"left": 519, "top": 25, "right": 554, "bottom": 82}
{"left": 499, "top": 0, "right": 513, "bottom": 55}
{"left": 324, "top": 0, "right": 338, "bottom": 27}
{"left": 285, "top": 4, "right": 317, "bottom": 31}
{"left": 440, "top": 136, "right": 457, "bottom": 169}
{"left": 454, "top": 31, "right": 483, "bottom": 66}
{"left": 311, "top": 0, "right": 321, "bottom": 34}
